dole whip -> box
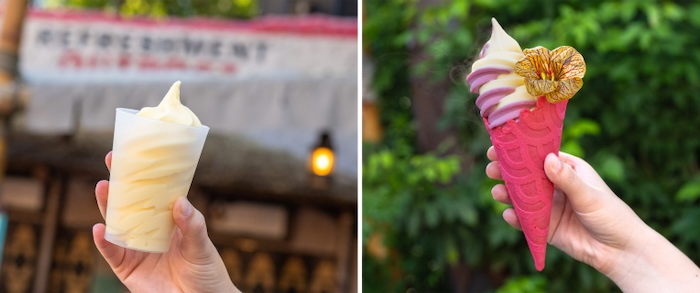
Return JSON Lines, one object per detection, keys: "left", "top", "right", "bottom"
{"left": 105, "top": 81, "right": 209, "bottom": 253}
{"left": 466, "top": 18, "right": 585, "bottom": 271}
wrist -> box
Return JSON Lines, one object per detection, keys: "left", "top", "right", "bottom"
{"left": 221, "top": 280, "right": 241, "bottom": 293}
{"left": 603, "top": 225, "right": 700, "bottom": 292}
{"left": 598, "top": 219, "right": 657, "bottom": 281}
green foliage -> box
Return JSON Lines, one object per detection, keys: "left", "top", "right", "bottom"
{"left": 496, "top": 275, "right": 547, "bottom": 293}
{"left": 561, "top": 118, "right": 601, "bottom": 158}
{"left": 676, "top": 175, "right": 700, "bottom": 202}
{"left": 363, "top": 141, "right": 520, "bottom": 292}
{"left": 59, "top": 0, "right": 259, "bottom": 19}
{"left": 365, "top": 0, "right": 700, "bottom": 292}
{"left": 62, "top": 0, "right": 111, "bottom": 10}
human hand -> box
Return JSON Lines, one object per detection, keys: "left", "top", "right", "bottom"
{"left": 485, "top": 147, "right": 650, "bottom": 275}
{"left": 93, "top": 152, "right": 240, "bottom": 293}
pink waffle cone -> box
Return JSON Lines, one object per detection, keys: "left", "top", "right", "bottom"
{"left": 484, "top": 96, "right": 568, "bottom": 271}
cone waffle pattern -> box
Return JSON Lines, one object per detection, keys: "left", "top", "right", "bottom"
{"left": 484, "top": 96, "right": 567, "bottom": 271}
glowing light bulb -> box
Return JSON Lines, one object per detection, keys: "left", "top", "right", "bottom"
{"left": 311, "top": 147, "right": 334, "bottom": 176}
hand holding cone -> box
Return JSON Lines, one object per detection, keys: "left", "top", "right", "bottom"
{"left": 466, "top": 18, "right": 586, "bottom": 271}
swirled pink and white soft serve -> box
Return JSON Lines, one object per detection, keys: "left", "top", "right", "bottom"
{"left": 467, "top": 18, "right": 537, "bottom": 128}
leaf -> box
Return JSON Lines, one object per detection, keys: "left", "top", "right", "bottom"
{"left": 663, "top": 2, "right": 684, "bottom": 21}
{"left": 596, "top": 154, "right": 625, "bottom": 183}
{"left": 407, "top": 210, "right": 421, "bottom": 238}
{"left": 560, "top": 141, "right": 585, "bottom": 158}
{"left": 497, "top": 275, "right": 547, "bottom": 293}
{"left": 690, "top": 4, "right": 700, "bottom": 27}
{"left": 445, "top": 239, "right": 459, "bottom": 265}
{"left": 645, "top": 4, "right": 661, "bottom": 28}
{"left": 670, "top": 208, "right": 700, "bottom": 242}
{"left": 461, "top": 237, "right": 483, "bottom": 267}
{"left": 488, "top": 221, "right": 518, "bottom": 247}
{"left": 424, "top": 203, "right": 440, "bottom": 228}
{"left": 564, "top": 119, "right": 601, "bottom": 140}
{"left": 619, "top": 22, "right": 644, "bottom": 47}
{"left": 676, "top": 176, "right": 700, "bottom": 202}
{"left": 457, "top": 201, "right": 478, "bottom": 226}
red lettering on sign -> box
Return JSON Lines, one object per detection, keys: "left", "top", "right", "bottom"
{"left": 195, "top": 61, "right": 212, "bottom": 72}
{"left": 138, "top": 55, "right": 159, "bottom": 70}
{"left": 164, "top": 57, "right": 187, "bottom": 70}
{"left": 99, "top": 55, "right": 112, "bottom": 67}
{"left": 118, "top": 54, "right": 131, "bottom": 69}
{"left": 55, "top": 51, "right": 237, "bottom": 75}
{"left": 87, "top": 55, "right": 98, "bottom": 68}
{"left": 58, "top": 50, "right": 82, "bottom": 68}
{"left": 222, "top": 63, "right": 237, "bottom": 74}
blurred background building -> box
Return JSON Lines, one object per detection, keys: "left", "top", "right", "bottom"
{"left": 0, "top": 0, "right": 358, "bottom": 292}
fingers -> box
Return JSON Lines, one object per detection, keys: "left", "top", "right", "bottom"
{"left": 95, "top": 180, "right": 109, "bottom": 220}
{"left": 173, "top": 197, "right": 216, "bottom": 263}
{"left": 485, "top": 146, "right": 501, "bottom": 180}
{"left": 503, "top": 209, "right": 522, "bottom": 230}
{"left": 98, "top": 151, "right": 113, "bottom": 221}
{"left": 492, "top": 184, "right": 512, "bottom": 205}
{"left": 491, "top": 183, "right": 518, "bottom": 229}
{"left": 544, "top": 153, "right": 603, "bottom": 214}
{"left": 105, "top": 151, "right": 112, "bottom": 172}
{"left": 92, "top": 224, "right": 126, "bottom": 270}
{"left": 494, "top": 188, "right": 520, "bottom": 231}
{"left": 485, "top": 161, "right": 502, "bottom": 180}
{"left": 487, "top": 146, "right": 497, "bottom": 161}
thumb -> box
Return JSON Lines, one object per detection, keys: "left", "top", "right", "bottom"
{"left": 173, "top": 197, "right": 216, "bottom": 262}
{"left": 544, "top": 153, "right": 602, "bottom": 213}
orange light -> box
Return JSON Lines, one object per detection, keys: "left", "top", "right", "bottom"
{"left": 311, "top": 147, "right": 334, "bottom": 176}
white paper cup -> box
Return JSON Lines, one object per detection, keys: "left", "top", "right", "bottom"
{"left": 104, "top": 108, "right": 209, "bottom": 252}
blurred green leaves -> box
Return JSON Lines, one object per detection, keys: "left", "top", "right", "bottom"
{"left": 496, "top": 275, "right": 546, "bottom": 293}
{"left": 362, "top": 134, "right": 527, "bottom": 291}
{"left": 596, "top": 154, "right": 626, "bottom": 183}
{"left": 676, "top": 175, "right": 700, "bottom": 202}
{"left": 60, "top": 0, "right": 259, "bottom": 19}
{"left": 561, "top": 118, "right": 600, "bottom": 158}
{"left": 363, "top": 147, "right": 470, "bottom": 237}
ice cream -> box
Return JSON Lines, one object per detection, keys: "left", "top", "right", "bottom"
{"left": 137, "top": 81, "right": 202, "bottom": 127}
{"left": 104, "top": 81, "right": 209, "bottom": 253}
{"left": 466, "top": 18, "right": 585, "bottom": 271}
{"left": 467, "top": 18, "right": 538, "bottom": 129}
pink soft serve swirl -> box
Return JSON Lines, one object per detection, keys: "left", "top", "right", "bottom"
{"left": 467, "top": 66, "right": 535, "bottom": 129}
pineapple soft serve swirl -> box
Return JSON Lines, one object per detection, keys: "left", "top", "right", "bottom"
{"left": 105, "top": 81, "right": 206, "bottom": 252}
{"left": 138, "top": 81, "right": 202, "bottom": 127}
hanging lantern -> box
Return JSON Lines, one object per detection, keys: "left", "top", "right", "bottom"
{"left": 309, "top": 132, "right": 334, "bottom": 177}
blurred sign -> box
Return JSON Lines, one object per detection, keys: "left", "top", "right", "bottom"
{"left": 20, "top": 10, "right": 357, "bottom": 82}
{"left": 0, "top": 177, "right": 44, "bottom": 211}
{"left": 210, "top": 201, "right": 288, "bottom": 239}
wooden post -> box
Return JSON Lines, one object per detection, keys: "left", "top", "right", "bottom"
{"left": 335, "top": 211, "right": 353, "bottom": 293}
{"left": 0, "top": 1, "right": 29, "bottom": 287}
{"left": 0, "top": 0, "right": 27, "bottom": 83}
{"left": 33, "top": 178, "right": 63, "bottom": 293}
{"left": 0, "top": 0, "right": 29, "bottom": 184}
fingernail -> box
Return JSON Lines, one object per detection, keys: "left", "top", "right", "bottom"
{"left": 181, "top": 198, "right": 192, "bottom": 218}
{"left": 554, "top": 156, "right": 562, "bottom": 171}
{"left": 548, "top": 153, "right": 562, "bottom": 171}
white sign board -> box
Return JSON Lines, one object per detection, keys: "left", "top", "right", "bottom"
{"left": 20, "top": 10, "right": 358, "bottom": 82}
